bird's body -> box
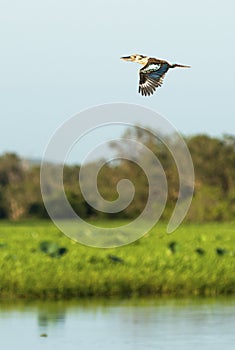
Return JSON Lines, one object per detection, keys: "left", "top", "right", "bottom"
{"left": 120, "top": 54, "right": 190, "bottom": 96}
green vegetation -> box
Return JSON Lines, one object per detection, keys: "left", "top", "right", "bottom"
{"left": 1, "top": 130, "right": 235, "bottom": 298}
{"left": 0, "top": 221, "right": 234, "bottom": 299}
{"left": 0, "top": 133, "right": 235, "bottom": 222}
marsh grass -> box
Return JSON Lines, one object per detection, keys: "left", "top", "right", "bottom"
{"left": 0, "top": 221, "right": 235, "bottom": 299}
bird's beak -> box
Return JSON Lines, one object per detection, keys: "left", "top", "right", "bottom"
{"left": 120, "top": 56, "right": 132, "bottom": 61}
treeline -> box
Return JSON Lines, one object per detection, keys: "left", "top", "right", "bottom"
{"left": 0, "top": 131, "right": 235, "bottom": 222}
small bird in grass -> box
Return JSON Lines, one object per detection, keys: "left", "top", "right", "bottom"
{"left": 120, "top": 54, "right": 190, "bottom": 96}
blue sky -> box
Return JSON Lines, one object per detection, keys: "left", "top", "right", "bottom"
{"left": 0, "top": 0, "right": 235, "bottom": 162}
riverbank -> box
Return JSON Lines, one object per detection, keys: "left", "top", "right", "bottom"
{"left": 0, "top": 221, "right": 235, "bottom": 299}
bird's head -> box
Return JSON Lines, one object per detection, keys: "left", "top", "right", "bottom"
{"left": 120, "top": 54, "right": 148, "bottom": 65}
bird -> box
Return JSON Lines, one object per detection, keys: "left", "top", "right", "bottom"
{"left": 120, "top": 54, "right": 190, "bottom": 96}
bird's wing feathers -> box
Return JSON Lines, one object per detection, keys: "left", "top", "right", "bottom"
{"left": 139, "top": 62, "right": 169, "bottom": 96}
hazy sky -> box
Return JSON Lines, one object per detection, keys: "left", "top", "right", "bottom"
{"left": 1, "top": 0, "right": 234, "bottom": 162}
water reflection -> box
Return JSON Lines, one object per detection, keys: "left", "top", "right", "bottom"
{"left": 0, "top": 297, "right": 235, "bottom": 350}
{"left": 38, "top": 307, "right": 66, "bottom": 328}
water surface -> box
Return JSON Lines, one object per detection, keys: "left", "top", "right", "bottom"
{"left": 0, "top": 297, "right": 234, "bottom": 350}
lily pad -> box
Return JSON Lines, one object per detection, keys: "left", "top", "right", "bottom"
{"left": 195, "top": 247, "right": 205, "bottom": 255}
{"left": 107, "top": 254, "right": 124, "bottom": 263}
{"left": 168, "top": 241, "right": 180, "bottom": 254}
{"left": 215, "top": 248, "right": 227, "bottom": 256}
{"left": 39, "top": 241, "right": 67, "bottom": 258}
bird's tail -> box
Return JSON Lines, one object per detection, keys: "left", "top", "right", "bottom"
{"left": 171, "top": 63, "right": 191, "bottom": 68}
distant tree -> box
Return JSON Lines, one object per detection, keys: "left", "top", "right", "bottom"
{"left": 0, "top": 153, "right": 24, "bottom": 186}
{"left": 188, "top": 135, "right": 235, "bottom": 193}
{"left": 0, "top": 153, "right": 26, "bottom": 219}
{"left": 0, "top": 132, "right": 235, "bottom": 222}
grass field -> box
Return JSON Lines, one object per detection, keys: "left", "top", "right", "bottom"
{"left": 0, "top": 221, "right": 235, "bottom": 299}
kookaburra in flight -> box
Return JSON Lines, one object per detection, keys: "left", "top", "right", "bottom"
{"left": 121, "top": 54, "right": 190, "bottom": 96}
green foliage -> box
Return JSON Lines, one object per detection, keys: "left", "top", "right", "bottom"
{"left": 0, "top": 221, "right": 234, "bottom": 299}
{"left": 39, "top": 241, "right": 67, "bottom": 258}
{"left": 0, "top": 133, "right": 235, "bottom": 222}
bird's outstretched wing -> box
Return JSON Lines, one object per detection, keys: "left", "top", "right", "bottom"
{"left": 139, "top": 63, "right": 169, "bottom": 96}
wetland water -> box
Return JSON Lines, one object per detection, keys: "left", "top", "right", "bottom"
{"left": 0, "top": 297, "right": 235, "bottom": 350}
